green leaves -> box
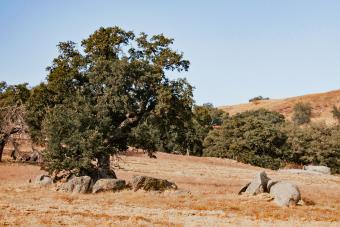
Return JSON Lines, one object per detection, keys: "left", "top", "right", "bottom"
{"left": 203, "top": 109, "right": 287, "bottom": 169}
{"left": 27, "top": 26, "right": 192, "bottom": 176}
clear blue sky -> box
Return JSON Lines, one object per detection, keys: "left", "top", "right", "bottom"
{"left": 1, "top": 1, "right": 340, "bottom": 106}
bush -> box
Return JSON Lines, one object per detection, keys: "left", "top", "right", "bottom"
{"left": 203, "top": 109, "right": 286, "bottom": 169}
{"left": 283, "top": 123, "right": 340, "bottom": 173}
{"left": 292, "top": 102, "right": 312, "bottom": 125}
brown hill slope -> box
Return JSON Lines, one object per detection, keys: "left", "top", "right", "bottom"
{"left": 220, "top": 89, "right": 340, "bottom": 124}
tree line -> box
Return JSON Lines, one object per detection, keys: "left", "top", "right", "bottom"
{"left": 0, "top": 26, "right": 339, "bottom": 178}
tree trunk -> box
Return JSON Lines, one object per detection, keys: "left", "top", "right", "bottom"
{"left": 97, "top": 153, "right": 116, "bottom": 179}
{"left": 0, "top": 134, "right": 10, "bottom": 162}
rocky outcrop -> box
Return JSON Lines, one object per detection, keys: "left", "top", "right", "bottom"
{"left": 239, "top": 172, "right": 302, "bottom": 207}
{"left": 131, "top": 176, "right": 177, "bottom": 192}
{"left": 57, "top": 176, "right": 92, "bottom": 193}
{"left": 92, "top": 179, "right": 126, "bottom": 193}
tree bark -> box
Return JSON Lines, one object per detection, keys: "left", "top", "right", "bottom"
{"left": 0, "top": 133, "right": 10, "bottom": 162}
{"left": 97, "top": 153, "right": 116, "bottom": 179}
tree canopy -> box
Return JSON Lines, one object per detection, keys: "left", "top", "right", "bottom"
{"left": 26, "top": 26, "right": 193, "bottom": 178}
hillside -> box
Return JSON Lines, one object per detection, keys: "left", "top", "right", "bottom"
{"left": 220, "top": 89, "right": 340, "bottom": 124}
{"left": 0, "top": 152, "right": 339, "bottom": 226}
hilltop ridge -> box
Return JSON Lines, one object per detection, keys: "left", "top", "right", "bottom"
{"left": 220, "top": 89, "right": 340, "bottom": 124}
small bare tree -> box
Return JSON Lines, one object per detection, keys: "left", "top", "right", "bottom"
{"left": 0, "top": 105, "right": 27, "bottom": 161}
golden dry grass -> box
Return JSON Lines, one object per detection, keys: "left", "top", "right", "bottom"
{"left": 220, "top": 89, "right": 340, "bottom": 125}
{"left": 0, "top": 152, "right": 340, "bottom": 226}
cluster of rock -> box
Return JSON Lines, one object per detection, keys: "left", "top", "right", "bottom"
{"left": 278, "top": 165, "right": 331, "bottom": 175}
{"left": 238, "top": 171, "right": 301, "bottom": 207}
{"left": 34, "top": 173, "right": 178, "bottom": 194}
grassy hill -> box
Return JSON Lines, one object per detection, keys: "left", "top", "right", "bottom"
{"left": 220, "top": 89, "right": 340, "bottom": 125}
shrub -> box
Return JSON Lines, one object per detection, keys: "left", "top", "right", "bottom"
{"left": 283, "top": 123, "right": 340, "bottom": 173}
{"left": 292, "top": 102, "right": 312, "bottom": 125}
{"left": 203, "top": 109, "right": 286, "bottom": 169}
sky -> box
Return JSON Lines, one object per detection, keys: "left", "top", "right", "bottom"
{"left": 1, "top": 1, "right": 340, "bottom": 106}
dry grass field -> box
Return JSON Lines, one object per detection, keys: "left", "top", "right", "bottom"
{"left": 220, "top": 89, "right": 340, "bottom": 125}
{"left": 0, "top": 152, "right": 339, "bottom": 226}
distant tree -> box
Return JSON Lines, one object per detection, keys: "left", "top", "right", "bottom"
{"left": 0, "top": 82, "right": 30, "bottom": 161}
{"left": 27, "top": 26, "right": 192, "bottom": 179}
{"left": 249, "top": 96, "right": 269, "bottom": 103}
{"left": 331, "top": 105, "right": 340, "bottom": 123}
{"left": 292, "top": 102, "right": 312, "bottom": 125}
{"left": 203, "top": 109, "right": 286, "bottom": 169}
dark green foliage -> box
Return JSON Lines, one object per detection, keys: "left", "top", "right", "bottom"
{"left": 129, "top": 102, "right": 227, "bottom": 156}
{"left": 283, "top": 123, "right": 340, "bottom": 173}
{"left": 292, "top": 102, "right": 312, "bottom": 125}
{"left": 27, "top": 26, "right": 192, "bottom": 176}
{"left": 203, "top": 109, "right": 286, "bottom": 169}
{"left": 249, "top": 96, "right": 269, "bottom": 102}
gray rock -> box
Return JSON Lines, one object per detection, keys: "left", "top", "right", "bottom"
{"left": 57, "top": 176, "right": 92, "bottom": 193}
{"left": 35, "top": 174, "right": 53, "bottom": 186}
{"left": 243, "top": 171, "right": 270, "bottom": 195}
{"left": 303, "top": 165, "right": 331, "bottom": 175}
{"left": 269, "top": 181, "right": 301, "bottom": 206}
{"left": 278, "top": 169, "right": 323, "bottom": 175}
{"left": 131, "top": 175, "right": 177, "bottom": 192}
{"left": 92, "top": 179, "right": 126, "bottom": 193}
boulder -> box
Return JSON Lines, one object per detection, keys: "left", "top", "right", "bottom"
{"left": 57, "top": 176, "right": 92, "bottom": 193}
{"left": 268, "top": 181, "right": 301, "bottom": 206}
{"left": 92, "top": 179, "right": 126, "bottom": 193}
{"left": 240, "top": 171, "right": 270, "bottom": 195}
{"left": 131, "top": 176, "right": 177, "bottom": 192}
{"left": 35, "top": 174, "right": 53, "bottom": 186}
{"left": 303, "top": 165, "right": 331, "bottom": 175}
{"left": 278, "top": 169, "right": 323, "bottom": 175}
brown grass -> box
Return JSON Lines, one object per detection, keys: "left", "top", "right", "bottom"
{"left": 0, "top": 152, "right": 339, "bottom": 226}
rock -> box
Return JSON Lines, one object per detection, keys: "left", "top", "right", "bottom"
{"left": 268, "top": 181, "right": 301, "bottom": 206}
{"left": 92, "top": 179, "right": 126, "bottom": 193}
{"left": 238, "top": 182, "right": 250, "bottom": 195}
{"left": 278, "top": 169, "right": 323, "bottom": 175}
{"left": 57, "top": 176, "right": 92, "bottom": 193}
{"left": 303, "top": 165, "right": 331, "bottom": 175}
{"left": 35, "top": 174, "right": 53, "bottom": 186}
{"left": 241, "top": 171, "right": 270, "bottom": 195}
{"left": 131, "top": 176, "right": 177, "bottom": 192}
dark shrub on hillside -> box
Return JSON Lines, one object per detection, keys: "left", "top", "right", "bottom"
{"left": 283, "top": 123, "right": 340, "bottom": 173}
{"left": 249, "top": 96, "right": 269, "bottom": 102}
{"left": 292, "top": 102, "right": 312, "bottom": 125}
{"left": 203, "top": 109, "right": 286, "bottom": 169}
